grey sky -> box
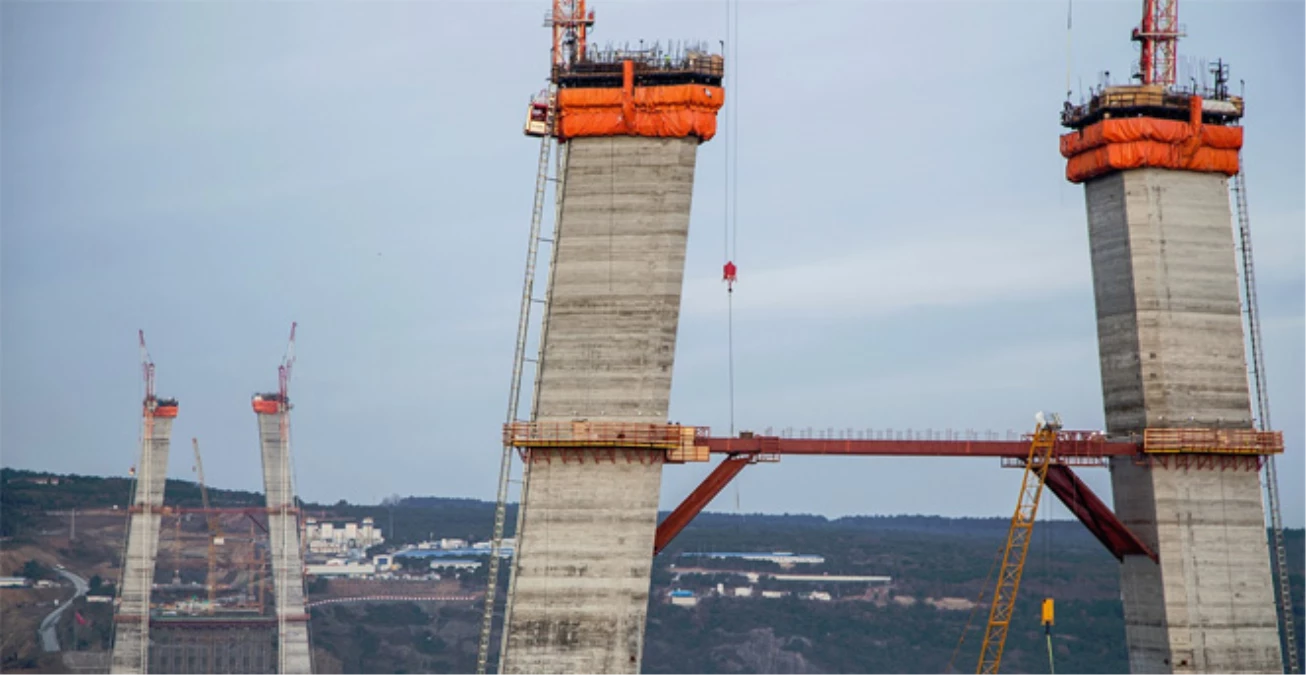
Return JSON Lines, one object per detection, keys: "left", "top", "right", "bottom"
{"left": 3, "top": 1, "right": 1302, "bottom": 528}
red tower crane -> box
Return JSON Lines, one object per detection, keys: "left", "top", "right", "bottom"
{"left": 548, "top": 0, "right": 595, "bottom": 69}
{"left": 1131, "top": 0, "right": 1182, "bottom": 86}
{"left": 279, "top": 322, "right": 297, "bottom": 401}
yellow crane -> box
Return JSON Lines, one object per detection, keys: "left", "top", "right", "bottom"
{"left": 192, "top": 437, "right": 224, "bottom": 611}
{"left": 976, "top": 413, "right": 1061, "bottom": 674}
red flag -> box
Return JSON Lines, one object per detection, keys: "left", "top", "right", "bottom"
{"left": 75, "top": 611, "right": 87, "bottom": 626}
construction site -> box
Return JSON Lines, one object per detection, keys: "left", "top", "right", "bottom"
{"left": 31, "top": 0, "right": 1296, "bottom": 673}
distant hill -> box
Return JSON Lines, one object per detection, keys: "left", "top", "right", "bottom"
{"left": 3, "top": 467, "right": 1302, "bottom": 674}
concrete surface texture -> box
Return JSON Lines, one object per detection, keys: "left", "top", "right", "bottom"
{"left": 501, "top": 136, "right": 700, "bottom": 674}
{"left": 1085, "top": 168, "right": 1282, "bottom": 673}
{"left": 257, "top": 411, "right": 313, "bottom": 674}
{"left": 110, "top": 415, "right": 174, "bottom": 674}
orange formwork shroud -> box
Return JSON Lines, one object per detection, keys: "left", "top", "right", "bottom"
{"left": 251, "top": 399, "right": 281, "bottom": 415}
{"left": 556, "top": 60, "right": 724, "bottom": 141}
{"left": 1060, "top": 96, "right": 1243, "bottom": 183}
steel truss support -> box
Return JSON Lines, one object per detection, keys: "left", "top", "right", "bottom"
{"left": 654, "top": 455, "right": 752, "bottom": 555}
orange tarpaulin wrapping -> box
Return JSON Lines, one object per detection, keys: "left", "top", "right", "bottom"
{"left": 555, "top": 59, "right": 724, "bottom": 141}
{"left": 1064, "top": 141, "right": 1240, "bottom": 183}
{"left": 1059, "top": 118, "right": 1243, "bottom": 156}
{"left": 1060, "top": 95, "right": 1243, "bottom": 183}
{"left": 557, "top": 84, "right": 724, "bottom": 140}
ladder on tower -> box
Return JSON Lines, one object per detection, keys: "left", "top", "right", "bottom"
{"left": 1231, "top": 166, "right": 1299, "bottom": 674}
{"left": 476, "top": 87, "right": 560, "bottom": 675}
{"left": 976, "top": 415, "right": 1061, "bottom": 674}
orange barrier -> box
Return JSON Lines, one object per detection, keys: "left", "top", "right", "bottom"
{"left": 252, "top": 399, "right": 281, "bottom": 415}
{"left": 153, "top": 405, "right": 179, "bottom": 419}
{"left": 1060, "top": 96, "right": 1242, "bottom": 183}
{"left": 556, "top": 60, "right": 724, "bottom": 141}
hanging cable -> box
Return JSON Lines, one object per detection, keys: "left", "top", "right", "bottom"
{"left": 1065, "top": 0, "right": 1074, "bottom": 98}
{"left": 721, "top": 0, "right": 739, "bottom": 437}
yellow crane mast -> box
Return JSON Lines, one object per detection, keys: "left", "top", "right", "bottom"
{"left": 192, "top": 437, "right": 224, "bottom": 611}
{"left": 976, "top": 413, "right": 1061, "bottom": 674}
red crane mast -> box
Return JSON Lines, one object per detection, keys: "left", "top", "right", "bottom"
{"left": 548, "top": 0, "right": 594, "bottom": 69}
{"left": 1131, "top": 0, "right": 1182, "bottom": 86}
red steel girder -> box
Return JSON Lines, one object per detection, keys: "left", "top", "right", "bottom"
{"left": 1042, "top": 464, "right": 1157, "bottom": 563}
{"left": 702, "top": 433, "right": 1139, "bottom": 459}
{"left": 659, "top": 434, "right": 1155, "bottom": 565}
{"left": 654, "top": 455, "right": 752, "bottom": 555}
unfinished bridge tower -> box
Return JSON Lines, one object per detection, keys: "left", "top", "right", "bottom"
{"left": 111, "top": 333, "right": 179, "bottom": 673}
{"left": 1060, "top": 3, "right": 1286, "bottom": 672}
{"left": 493, "top": 3, "right": 723, "bottom": 672}
{"left": 251, "top": 323, "right": 312, "bottom": 674}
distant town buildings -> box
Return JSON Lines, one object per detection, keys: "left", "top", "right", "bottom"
{"left": 393, "top": 538, "right": 515, "bottom": 561}
{"left": 302, "top": 517, "right": 384, "bottom": 555}
{"left": 428, "top": 559, "right": 481, "bottom": 571}
{"left": 669, "top": 589, "right": 697, "bottom": 607}
{"left": 302, "top": 534, "right": 504, "bottom": 582}
{"left": 679, "top": 551, "right": 826, "bottom": 567}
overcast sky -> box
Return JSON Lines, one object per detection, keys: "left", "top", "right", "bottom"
{"left": 3, "top": 0, "right": 1302, "bottom": 529}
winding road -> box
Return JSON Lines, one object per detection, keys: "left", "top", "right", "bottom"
{"left": 39, "top": 568, "right": 89, "bottom": 653}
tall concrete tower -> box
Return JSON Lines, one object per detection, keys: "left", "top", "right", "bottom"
{"left": 252, "top": 394, "right": 311, "bottom": 674}
{"left": 496, "top": 29, "right": 725, "bottom": 675}
{"left": 1060, "top": 69, "right": 1284, "bottom": 673}
{"left": 251, "top": 322, "right": 311, "bottom": 674}
{"left": 111, "top": 335, "right": 178, "bottom": 674}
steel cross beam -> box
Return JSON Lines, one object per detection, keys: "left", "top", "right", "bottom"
{"left": 656, "top": 434, "right": 1156, "bottom": 565}
{"left": 701, "top": 432, "right": 1139, "bottom": 458}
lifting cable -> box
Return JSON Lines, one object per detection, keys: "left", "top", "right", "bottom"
{"left": 721, "top": 0, "right": 739, "bottom": 437}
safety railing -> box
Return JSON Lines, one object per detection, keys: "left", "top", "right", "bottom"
{"left": 1061, "top": 86, "right": 1244, "bottom": 128}
{"left": 502, "top": 421, "right": 700, "bottom": 448}
{"left": 1142, "top": 428, "right": 1283, "bottom": 455}
{"left": 504, "top": 421, "right": 710, "bottom": 463}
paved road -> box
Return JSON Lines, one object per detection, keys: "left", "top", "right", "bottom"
{"left": 39, "top": 569, "right": 89, "bottom": 652}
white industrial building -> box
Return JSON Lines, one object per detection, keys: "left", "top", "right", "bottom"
{"left": 302, "top": 517, "right": 384, "bottom": 555}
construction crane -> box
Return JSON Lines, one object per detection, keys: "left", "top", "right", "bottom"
{"left": 192, "top": 437, "right": 224, "bottom": 612}
{"left": 1131, "top": 0, "right": 1182, "bottom": 86}
{"left": 976, "top": 413, "right": 1062, "bottom": 674}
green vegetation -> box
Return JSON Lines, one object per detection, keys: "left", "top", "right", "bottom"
{"left": 21, "top": 558, "right": 54, "bottom": 581}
